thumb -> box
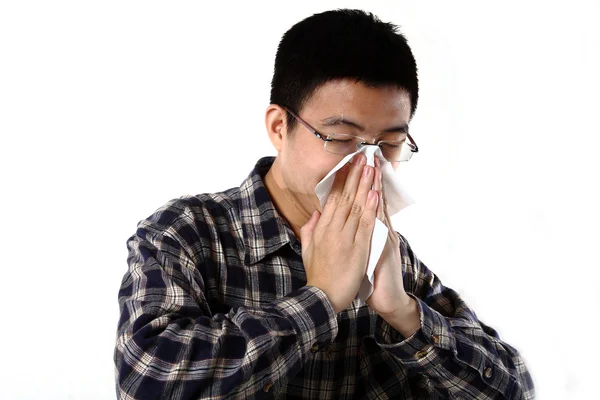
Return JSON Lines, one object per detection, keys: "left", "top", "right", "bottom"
{"left": 300, "top": 210, "right": 320, "bottom": 250}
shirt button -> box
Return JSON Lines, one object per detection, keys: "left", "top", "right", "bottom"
{"left": 484, "top": 367, "right": 493, "bottom": 379}
{"left": 310, "top": 343, "right": 319, "bottom": 353}
{"left": 415, "top": 348, "right": 428, "bottom": 359}
{"left": 263, "top": 382, "right": 273, "bottom": 392}
{"left": 431, "top": 335, "right": 440, "bottom": 345}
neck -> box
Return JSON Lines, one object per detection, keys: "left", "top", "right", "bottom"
{"left": 264, "top": 158, "right": 315, "bottom": 242}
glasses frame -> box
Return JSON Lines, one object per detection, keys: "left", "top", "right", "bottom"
{"left": 283, "top": 107, "right": 419, "bottom": 162}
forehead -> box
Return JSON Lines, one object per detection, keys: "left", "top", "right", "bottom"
{"left": 301, "top": 79, "right": 412, "bottom": 122}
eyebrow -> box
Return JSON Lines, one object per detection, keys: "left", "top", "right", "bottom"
{"left": 320, "top": 116, "right": 409, "bottom": 134}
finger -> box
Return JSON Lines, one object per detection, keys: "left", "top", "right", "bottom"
{"left": 354, "top": 188, "right": 379, "bottom": 244}
{"left": 318, "top": 161, "right": 351, "bottom": 226}
{"left": 343, "top": 162, "right": 376, "bottom": 234}
{"left": 380, "top": 189, "right": 396, "bottom": 234}
{"left": 372, "top": 160, "right": 384, "bottom": 221}
{"left": 376, "top": 191, "right": 384, "bottom": 222}
{"left": 373, "top": 157, "right": 382, "bottom": 192}
{"left": 330, "top": 153, "right": 369, "bottom": 228}
{"left": 300, "top": 210, "right": 320, "bottom": 251}
{"left": 377, "top": 157, "right": 383, "bottom": 190}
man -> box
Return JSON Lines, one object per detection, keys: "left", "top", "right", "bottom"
{"left": 114, "top": 9, "right": 535, "bottom": 399}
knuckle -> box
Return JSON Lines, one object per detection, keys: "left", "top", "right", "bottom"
{"left": 350, "top": 203, "right": 363, "bottom": 217}
{"left": 358, "top": 215, "right": 373, "bottom": 230}
{"left": 326, "top": 193, "right": 340, "bottom": 205}
{"left": 340, "top": 191, "right": 352, "bottom": 205}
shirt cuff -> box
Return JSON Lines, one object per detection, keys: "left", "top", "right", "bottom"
{"left": 375, "top": 292, "right": 456, "bottom": 373}
{"left": 272, "top": 285, "right": 339, "bottom": 362}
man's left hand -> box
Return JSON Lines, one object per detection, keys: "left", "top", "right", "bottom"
{"left": 365, "top": 158, "right": 419, "bottom": 337}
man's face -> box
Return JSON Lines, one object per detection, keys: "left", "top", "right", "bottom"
{"left": 278, "top": 78, "right": 412, "bottom": 212}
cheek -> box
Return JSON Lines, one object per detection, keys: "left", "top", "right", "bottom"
{"left": 283, "top": 137, "right": 348, "bottom": 191}
{"left": 285, "top": 154, "right": 337, "bottom": 193}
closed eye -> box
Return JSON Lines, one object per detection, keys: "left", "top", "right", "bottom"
{"left": 331, "top": 138, "right": 353, "bottom": 143}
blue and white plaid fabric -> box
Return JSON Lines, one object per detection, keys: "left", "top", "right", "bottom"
{"left": 114, "top": 156, "right": 535, "bottom": 399}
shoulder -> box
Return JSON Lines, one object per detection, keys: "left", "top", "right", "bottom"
{"left": 130, "top": 188, "right": 242, "bottom": 256}
{"left": 139, "top": 188, "right": 240, "bottom": 230}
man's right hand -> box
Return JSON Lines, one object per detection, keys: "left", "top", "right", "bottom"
{"left": 300, "top": 152, "right": 379, "bottom": 314}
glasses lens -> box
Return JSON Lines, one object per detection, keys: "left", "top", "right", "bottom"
{"left": 399, "top": 142, "right": 415, "bottom": 162}
{"left": 379, "top": 142, "right": 403, "bottom": 162}
{"left": 324, "top": 134, "right": 363, "bottom": 156}
{"left": 325, "top": 134, "right": 416, "bottom": 162}
{"left": 378, "top": 141, "right": 414, "bottom": 162}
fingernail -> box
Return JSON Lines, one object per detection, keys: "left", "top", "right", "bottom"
{"left": 363, "top": 165, "right": 372, "bottom": 177}
{"left": 368, "top": 190, "right": 378, "bottom": 206}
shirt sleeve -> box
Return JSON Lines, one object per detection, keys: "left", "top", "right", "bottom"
{"left": 114, "top": 215, "right": 338, "bottom": 400}
{"left": 374, "top": 233, "right": 536, "bottom": 399}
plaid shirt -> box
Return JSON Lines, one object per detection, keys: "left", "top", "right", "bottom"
{"left": 114, "top": 156, "right": 535, "bottom": 399}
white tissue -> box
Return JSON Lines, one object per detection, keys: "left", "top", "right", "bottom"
{"left": 314, "top": 146, "right": 415, "bottom": 302}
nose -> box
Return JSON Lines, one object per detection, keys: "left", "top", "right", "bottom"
{"left": 357, "top": 142, "right": 379, "bottom": 150}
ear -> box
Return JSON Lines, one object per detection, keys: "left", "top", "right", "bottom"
{"left": 265, "top": 104, "right": 288, "bottom": 153}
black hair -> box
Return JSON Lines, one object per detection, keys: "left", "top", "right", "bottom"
{"left": 270, "top": 9, "right": 419, "bottom": 134}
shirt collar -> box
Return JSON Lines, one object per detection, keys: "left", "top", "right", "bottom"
{"left": 238, "top": 156, "right": 297, "bottom": 265}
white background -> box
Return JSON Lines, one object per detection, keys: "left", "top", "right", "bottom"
{"left": 1, "top": 1, "right": 598, "bottom": 399}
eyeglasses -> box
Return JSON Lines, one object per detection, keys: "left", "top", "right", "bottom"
{"left": 283, "top": 107, "right": 418, "bottom": 162}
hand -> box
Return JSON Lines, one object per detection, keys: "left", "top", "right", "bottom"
{"left": 300, "top": 153, "right": 379, "bottom": 314}
{"left": 366, "top": 157, "right": 410, "bottom": 316}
